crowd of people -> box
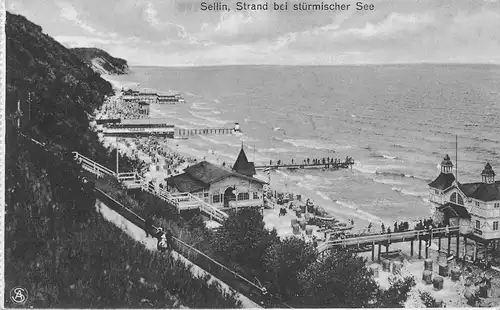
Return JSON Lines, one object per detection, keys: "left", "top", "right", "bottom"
{"left": 97, "top": 95, "right": 147, "bottom": 120}
{"left": 380, "top": 218, "right": 445, "bottom": 235}
{"left": 127, "top": 137, "right": 197, "bottom": 176}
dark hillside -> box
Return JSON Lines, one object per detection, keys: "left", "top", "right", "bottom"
{"left": 6, "top": 12, "right": 112, "bottom": 153}
{"left": 71, "top": 47, "right": 129, "bottom": 75}
{"left": 4, "top": 11, "right": 241, "bottom": 308}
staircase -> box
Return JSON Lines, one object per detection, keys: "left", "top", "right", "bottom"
{"left": 73, "top": 151, "right": 229, "bottom": 223}
{"left": 73, "top": 152, "right": 115, "bottom": 178}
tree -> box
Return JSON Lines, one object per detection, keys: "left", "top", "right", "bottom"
{"left": 213, "top": 208, "right": 278, "bottom": 272}
{"left": 420, "top": 290, "right": 445, "bottom": 308}
{"left": 262, "top": 236, "right": 317, "bottom": 299}
{"left": 296, "top": 249, "right": 379, "bottom": 308}
{"left": 375, "top": 275, "right": 416, "bottom": 308}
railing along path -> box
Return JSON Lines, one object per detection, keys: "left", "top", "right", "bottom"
{"left": 73, "top": 152, "right": 229, "bottom": 223}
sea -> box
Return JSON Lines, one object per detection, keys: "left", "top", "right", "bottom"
{"left": 107, "top": 64, "right": 500, "bottom": 229}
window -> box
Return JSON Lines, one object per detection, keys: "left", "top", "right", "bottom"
{"left": 476, "top": 220, "right": 481, "bottom": 229}
{"left": 450, "top": 192, "right": 464, "bottom": 205}
{"left": 253, "top": 192, "right": 259, "bottom": 199}
{"left": 213, "top": 194, "right": 220, "bottom": 203}
{"left": 204, "top": 193, "right": 209, "bottom": 198}
{"left": 494, "top": 222, "right": 499, "bottom": 231}
{"left": 475, "top": 201, "right": 480, "bottom": 207}
{"left": 495, "top": 203, "right": 500, "bottom": 208}
{"left": 237, "top": 192, "right": 250, "bottom": 200}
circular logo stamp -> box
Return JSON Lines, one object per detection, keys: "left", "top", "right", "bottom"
{"left": 10, "top": 286, "right": 28, "bottom": 305}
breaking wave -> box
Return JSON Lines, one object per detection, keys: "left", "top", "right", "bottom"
{"left": 391, "top": 187, "right": 428, "bottom": 198}
{"left": 189, "top": 111, "right": 232, "bottom": 126}
{"left": 282, "top": 139, "right": 351, "bottom": 151}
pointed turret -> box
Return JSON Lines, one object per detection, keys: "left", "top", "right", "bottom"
{"left": 232, "top": 146, "right": 256, "bottom": 177}
{"left": 481, "top": 163, "right": 495, "bottom": 184}
{"left": 429, "top": 154, "right": 456, "bottom": 190}
{"left": 441, "top": 154, "right": 453, "bottom": 174}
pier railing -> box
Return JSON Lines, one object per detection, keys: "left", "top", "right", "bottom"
{"left": 174, "top": 127, "right": 237, "bottom": 137}
{"left": 317, "top": 226, "right": 460, "bottom": 253}
{"left": 255, "top": 159, "right": 355, "bottom": 170}
{"left": 117, "top": 172, "right": 139, "bottom": 181}
{"left": 168, "top": 192, "right": 229, "bottom": 222}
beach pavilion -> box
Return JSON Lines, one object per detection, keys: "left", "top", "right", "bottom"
{"left": 428, "top": 154, "right": 500, "bottom": 265}
{"left": 166, "top": 147, "right": 267, "bottom": 209}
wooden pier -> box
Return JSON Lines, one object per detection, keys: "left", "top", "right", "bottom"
{"left": 255, "top": 158, "right": 354, "bottom": 170}
{"left": 175, "top": 127, "right": 236, "bottom": 137}
{"left": 174, "top": 122, "right": 241, "bottom": 138}
{"left": 318, "top": 226, "right": 461, "bottom": 262}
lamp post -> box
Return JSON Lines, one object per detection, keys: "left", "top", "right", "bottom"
{"left": 116, "top": 137, "right": 119, "bottom": 175}
{"left": 232, "top": 186, "right": 237, "bottom": 212}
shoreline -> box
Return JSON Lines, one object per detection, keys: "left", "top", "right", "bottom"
{"left": 98, "top": 74, "right": 416, "bottom": 238}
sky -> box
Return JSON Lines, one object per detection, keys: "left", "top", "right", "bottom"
{"left": 7, "top": 0, "right": 500, "bottom": 66}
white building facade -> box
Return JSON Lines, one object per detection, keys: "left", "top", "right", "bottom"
{"left": 428, "top": 155, "right": 500, "bottom": 241}
{"left": 166, "top": 147, "right": 266, "bottom": 209}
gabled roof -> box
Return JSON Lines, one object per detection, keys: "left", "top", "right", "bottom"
{"left": 457, "top": 182, "right": 482, "bottom": 197}
{"left": 184, "top": 161, "right": 233, "bottom": 184}
{"left": 438, "top": 202, "right": 471, "bottom": 219}
{"left": 232, "top": 147, "right": 256, "bottom": 177}
{"left": 459, "top": 181, "right": 500, "bottom": 202}
{"left": 428, "top": 172, "right": 456, "bottom": 190}
{"left": 166, "top": 161, "right": 266, "bottom": 193}
{"left": 166, "top": 173, "right": 208, "bottom": 193}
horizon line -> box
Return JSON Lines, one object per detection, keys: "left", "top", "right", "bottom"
{"left": 127, "top": 61, "right": 500, "bottom": 68}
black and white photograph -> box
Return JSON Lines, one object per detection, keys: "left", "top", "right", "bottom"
{"left": 3, "top": 0, "right": 500, "bottom": 308}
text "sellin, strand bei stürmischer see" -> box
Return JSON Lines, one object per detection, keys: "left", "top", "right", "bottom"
{"left": 200, "top": 1, "right": 375, "bottom": 12}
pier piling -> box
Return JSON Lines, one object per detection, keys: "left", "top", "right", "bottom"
{"left": 448, "top": 233, "right": 451, "bottom": 256}
{"left": 419, "top": 237, "right": 422, "bottom": 259}
{"left": 378, "top": 243, "right": 381, "bottom": 261}
{"left": 410, "top": 240, "right": 414, "bottom": 256}
{"left": 485, "top": 241, "right": 488, "bottom": 265}
{"left": 461, "top": 235, "right": 465, "bottom": 260}
{"left": 372, "top": 242, "right": 375, "bottom": 261}
{"left": 425, "top": 239, "right": 429, "bottom": 259}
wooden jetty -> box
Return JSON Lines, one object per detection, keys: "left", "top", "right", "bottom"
{"left": 255, "top": 158, "right": 354, "bottom": 171}
{"left": 318, "top": 226, "right": 461, "bottom": 261}
{"left": 174, "top": 122, "right": 241, "bottom": 138}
